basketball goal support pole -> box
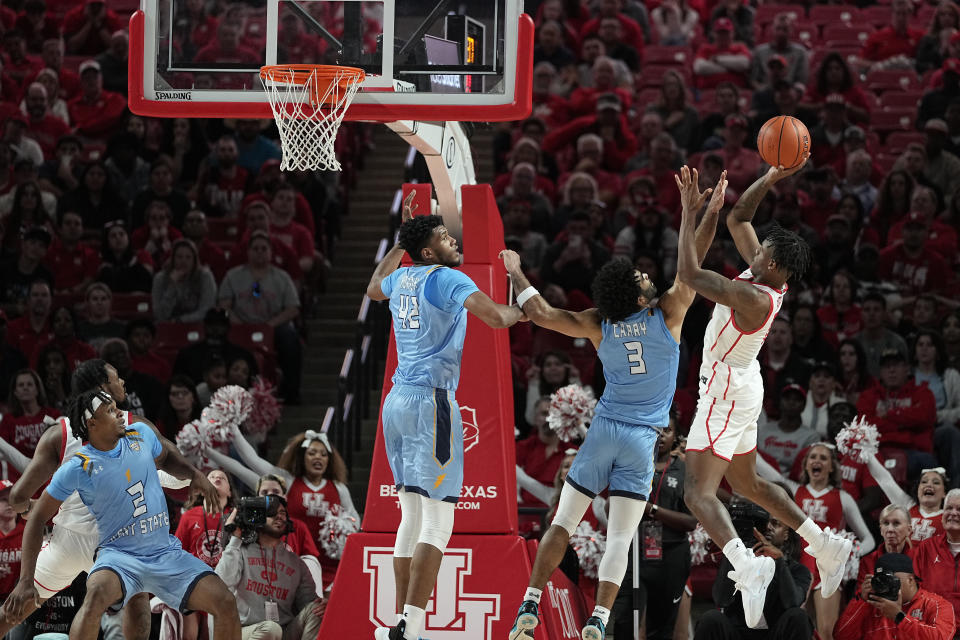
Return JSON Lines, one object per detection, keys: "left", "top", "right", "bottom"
{"left": 385, "top": 119, "right": 475, "bottom": 238}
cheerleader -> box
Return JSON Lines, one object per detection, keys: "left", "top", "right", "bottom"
{"left": 865, "top": 459, "right": 947, "bottom": 541}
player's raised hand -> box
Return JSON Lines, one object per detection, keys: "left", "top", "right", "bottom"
{"left": 193, "top": 471, "right": 222, "bottom": 514}
{"left": 706, "top": 170, "right": 728, "bottom": 216}
{"left": 3, "top": 579, "right": 40, "bottom": 622}
{"left": 674, "top": 165, "right": 713, "bottom": 217}
{"left": 499, "top": 249, "right": 522, "bottom": 274}
{"left": 401, "top": 190, "right": 418, "bottom": 223}
{"left": 765, "top": 152, "right": 811, "bottom": 183}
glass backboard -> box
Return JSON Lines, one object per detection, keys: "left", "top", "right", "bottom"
{"left": 129, "top": 0, "right": 533, "bottom": 121}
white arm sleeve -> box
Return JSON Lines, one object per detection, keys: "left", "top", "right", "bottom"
{"left": 157, "top": 469, "right": 192, "bottom": 489}
{"left": 0, "top": 437, "right": 31, "bottom": 473}
{"left": 334, "top": 481, "right": 359, "bottom": 518}
{"left": 524, "top": 380, "right": 542, "bottom": 425}
{"left": 204, "top": 448, "right": 261, "bottom": 492}
{"left": 866, "top": 455, "right": 916, "bottom": 509}
{"left": 840, "top": 490, "right": 875, "bottom": 556}
{"left": 229, "top": 424, "right": 293, "bottom": 486}
{"left": 515, "top": 465, "right": 555, "bottom": 505}
{"left": 300, "top": 554, "right": 324, "bottom": 598}
{"left": 592, "top": 496, "right": 608, "bottom": 530}
{"left": 756, "top": 454, "right": 800, "bottom": 494}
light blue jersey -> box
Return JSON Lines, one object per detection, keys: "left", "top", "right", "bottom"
{"left": 381, "top": 264, "right": 479, "bottom": 391}
{"left": 47, "top": 424, "right": 176, "bottom": 554}
{"left": 595, "top": 307, "right": 679, "bottom": 429}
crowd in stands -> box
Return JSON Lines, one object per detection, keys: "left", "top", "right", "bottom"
{"left": 509, "top": 0, "right": 960, "bottom": 636}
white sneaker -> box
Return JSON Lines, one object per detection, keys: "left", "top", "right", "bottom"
{"left": 807, "top": 532, "right": 853, "bottom": 597}
{"left": 727, "top": 555, "right": 775, "bottom": 629}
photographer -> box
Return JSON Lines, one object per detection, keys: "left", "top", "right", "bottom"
{"left": 217, "top": 496, "right": 322, "bottom": 640}
{"left": 835, "top": 553, "right": 956, "bottom": 640}
{"left": 695, "top": 512, "right": 814, "bottom": 640}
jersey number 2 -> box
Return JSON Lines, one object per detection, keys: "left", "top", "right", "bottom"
{"left": 624, "top": 341, "right": 647, "bottom": 374}
{"left": 127, "top": 481, "right": 147, "bottom": 517}
{"left": 398, "top": 295, "right": 420, "bottom": 330}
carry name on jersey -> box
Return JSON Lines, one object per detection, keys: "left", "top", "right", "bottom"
{"left": 54, "top": 411, "right": 134, "bottom": 532}
{"left": 47, "top": 424, "right": 177, "bottom": 554}
{"left": 699, "top": 269, "right": 786, "bottom": 403}
{"left": 595, "top": 307, "right": 679, "bottom": 427}
{"left": 381, "top": 264, "right": 478, "bottom": 391}
{"left": 795, "top": 484, "right": 846, "bottom": 531}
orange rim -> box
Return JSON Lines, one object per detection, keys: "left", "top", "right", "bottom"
{"left": 260, "top": 64, "right": 365, "bottom": 106}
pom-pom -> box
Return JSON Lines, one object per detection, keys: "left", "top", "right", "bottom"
{"left": 317, "top": 504, "right": 360, "bottom": 560}
{"left": 203, "top": 385, "right": 254, "bottom": 444}
{"left": 689, "top": 524, "right": 711, "bottom": 566}
{"left": 547, "top": 384, "right": 596, "bottom": 442}
{"left": 835, "top": 415, "right": 880, "bottom": 464}
{"left": 569, "top": 520, "right": 606, "bottom": 579}
{"left": 175, "top": 420, "right": 210, "bottom": 467}
{"left": 243, "top": 379, "right": 283, "bottom": 445}
{"left": 823, "top": 528, "right": 860, "bottom": 582}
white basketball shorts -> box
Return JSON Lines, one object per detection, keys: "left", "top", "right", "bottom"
{"left": 34, "top": 525, "right": 98, "bottom": 598}
{"left": 685, "top": 394, "right": 763, "bottom": 461}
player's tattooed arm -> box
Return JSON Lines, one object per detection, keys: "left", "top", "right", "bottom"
{"left": 727, "top": 153, "right": 810, "bottom": 264}
{"left": 367, "top": 191, "right": 417, "bottom": 301}
{"left": 498, "top": 250, "right": 602, "bottom": 343}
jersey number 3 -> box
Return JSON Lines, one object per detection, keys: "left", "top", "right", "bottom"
{"left": 398, "top": 294, "right": 420, "bottom": 330}
{"left": 624, "top": 341, "right": 647, "bottom": 374}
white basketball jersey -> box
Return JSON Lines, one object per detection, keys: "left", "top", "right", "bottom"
{"left": 52, "top": 411, "right": 134, "bottom": 532}
{"left": 699, "top": 269, "right": 786, "bottom": 404}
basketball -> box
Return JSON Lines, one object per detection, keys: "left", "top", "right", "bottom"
{"left": 757, "top": 116, "right": 811, "bottom": 169}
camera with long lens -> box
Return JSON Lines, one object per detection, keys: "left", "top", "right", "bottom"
{"left": 870, "top": 567, "right": 902, "bottom": 601}
{"left": 227, "top": 496, "right": 289, "bottom": 544}
{"left": 727, "top": 500, "right": 770, "bottom": 545}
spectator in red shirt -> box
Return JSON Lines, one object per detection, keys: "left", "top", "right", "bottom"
{"left": 132, "top": 200, "right": 184, "bottom": 267}
{"left": 595, "top": 16, "right": 641, "bottom": 72}
{"left": 67, "top": 59, "right": 126, "bottom": 141}
{"left": 30, "top": 305, "right": 95, "bottom": 372}
{"left": 0, "top": 368, "right": 59, "bottom": 481}
{"left": 15, "top": 0, "right": 60, "bottom": 55}
{"left": 0, "top": 481, "right": 25, "bottom": 600}
{"left": 710, "top": 114, "right": 763, "bottom": 195}
{"left": 857, "top": 350, "right": 938, "bottom": 480}
{"left": 911, "top": 490, "right": 960, "bottom": 629}
{"left": 31, "top": 38, "right": 81, "bottom": 101}
{"left": 878, "top": 212, "right": 953, "bottom": 295}
{"left": 46, "top": 209, "right": 99, "bottom": 294}
{"left": 193, "top": 21, "right": 260, "bottom": 89}
{"left": 887, "top": 185, "right": 958, "bottom": 259}
{"left": 567, "top": 56, "right": 633, "bottom": 117}
{"left": 529, "top": 62, "right": 572, "bottom": 130}
{"left": 627, "top": 133, "right": 683, "bottom": 224}
{"left": 232, "top": 201, "right": 303, "bottom": 281}
{"left": 516, "top": 396, "right": 566, "bottom": 508}
{"left": 22, "top": 82, "right": 69, "bottom": 159}
{"left": 0, "top": 30, "right": 42, "bottom": 90}
{"left": 5, "top": 279, "right": 53, "bottom": 360}
{"left": 860, "top": 0, "right": 926, "bottom": 64}
{"left": 836, "top": 551, "right": 955, "bottom": 640}
{"left": 818, "top": 271, "right": 863, "bottom": 349}
{"left": 270, "top": 185, "right": 316, "bottom": 277}
{"left": 693, "top": 18, "right": 751, "bottom": 90}
{"left": 193, "top": 135, "right": 250, "bottom": 219}
{"left": 579, "top": 0, "right": 645, "bottom": 52}
{"left": 181, "top": 209, "right": 227, "bottom": 282}
{"left": 127, "top": 318, "right": 172, "bottom": 384}
{"left": 802, "top": 53, "right": 871, "bottom": 125}
{"left": 61, "top": 0, "right": 123, "bottom": 55}
{"left": 543, "top": 92, "right": 637, "bottom": 173}
{"left": 556, "top": 133, "right": 624, "bottom": 210}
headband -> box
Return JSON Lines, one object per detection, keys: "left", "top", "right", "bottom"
{"left": 83, "top": 394, "right": 107, "bottom": 422}
{"left": 302, "top": 429, "right": 331, "bottom": 452}
{"left": 921, "top": 467, "right": 947, "bottom": 477}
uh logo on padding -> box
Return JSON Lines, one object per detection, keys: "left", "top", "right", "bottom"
{"left": 364, "top": 547, "right": 501, "bottom": 638}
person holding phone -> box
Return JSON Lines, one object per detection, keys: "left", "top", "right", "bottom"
{"left": 835, "top": 553, "right": 955, "bottom": 640}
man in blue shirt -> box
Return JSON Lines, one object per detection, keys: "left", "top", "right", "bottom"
{"left": 503, "top": 171, "right": 728, "bottom": 640}
{"left": 2, "top": 390, "right": 241, "bottom": 640}
{"left": 366, "top": 193, "right": 526, "bottom": 640}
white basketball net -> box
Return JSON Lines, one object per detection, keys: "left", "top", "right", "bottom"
{"left": 260, "top": 66, "right": 364, "bottom": 172}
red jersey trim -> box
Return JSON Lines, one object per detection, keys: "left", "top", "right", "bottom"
{"left": 709, "top": 317, "right": 732, "bottom": 352}
{"left": 730, "top": 289, "right": 775, "bottom": 335}
{"left": 686, "top": 446, "right": 733, "bottom": 462}
{"left": 58, "top": 418, "right": 67, "bottom": 464}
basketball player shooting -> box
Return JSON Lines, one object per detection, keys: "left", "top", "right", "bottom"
{"left": 674, "top": 162, "right": 852, "bottom": 629}
{"left": 502, "top": 171, "right": 727, "bottom": 640}
{"left": 366, "top": 193, "right": 526, "bottom": 640}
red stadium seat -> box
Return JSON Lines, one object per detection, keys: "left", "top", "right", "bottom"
{"left": 886, "top": 130, "right": 925, "bottom": 153}
{"left": 643, "top": 46, "right": 691, "bottom": 66}
{"left": 879, "top": 91, "right": 923, "bottom": 110}
{"left": 205, "top": 218, "right": 241, "bottom": 243}
{"left": 111, "top": 293, "right": 152, "bottom": 320}
{"left": 155, "top": 322, "right": 204, "bottom": 349}
{"left": 822, "top": 24, "right": 873, "bottom": 48}
{"left": 228, "top": 324, "right": 278, "bottom": 382}
{"left": 754, "top": 4, "right": 803, "bottom": 28}
{"left": 809, "top": 5, "right": 856, "bottom": 27}
{"left": 874, "top": 152, "right": 898, "bottom": 173}
{"left": 866, "top": 69, "right": 920, "bottom": 93}
{"left": 871, "top": 110, "right": 917, "bottom": 137}
{"left": 860, "top": 5, "right": 893, "bottom": 26}
{"left": 638, "top": 64, "right": 691, "bottom": 88}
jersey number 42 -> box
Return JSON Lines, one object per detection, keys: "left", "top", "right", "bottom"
{"left": 398, "top": 294, "right": 421, "bottom": 330}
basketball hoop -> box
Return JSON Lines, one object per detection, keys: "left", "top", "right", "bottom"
{"left": 259, "top": 64, "right": 366, "bottom": 172}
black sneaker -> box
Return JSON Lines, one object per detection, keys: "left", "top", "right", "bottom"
{"left": 508, "top": 600, "right": 539, "bottom": 639}
{"left": 581, "top": 616, "right": 606, "bottom": 640}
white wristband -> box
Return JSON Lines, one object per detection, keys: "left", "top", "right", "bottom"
{"left": 516, "top": 286, "right": 540, "bottom": 307}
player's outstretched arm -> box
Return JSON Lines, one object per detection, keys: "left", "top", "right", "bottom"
{"left": 676, "top": 166, "right": 769, "bottom": 320}
{"left": 727, "top": 153, "right": 810, "bottom": 264}
{"left": 0, "top": 436, "right": 31, "bottom": 474}
{"left": 366, "top": 191, "right": 417, "bottom": 301}
{"left": 152, "top": 434, "right": 221, "bottom": 513}
{"left": 7, "top": 423, "right": 62, "bottom": 516}
{"left": 463, "top": 290, "right": 526, "bottom": 329}
{"left": 3, "top": 490, "right": 63, "bottom": 621}
{"left": 499, "top": 250, "right": 602, "bottom": 343}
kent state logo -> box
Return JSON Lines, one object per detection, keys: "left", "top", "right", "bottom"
{"left": 364, "top": 547, "right": 500, "bottom": 638}
{"left": 460, "top": 406, "right": 479, "bottom": 454}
